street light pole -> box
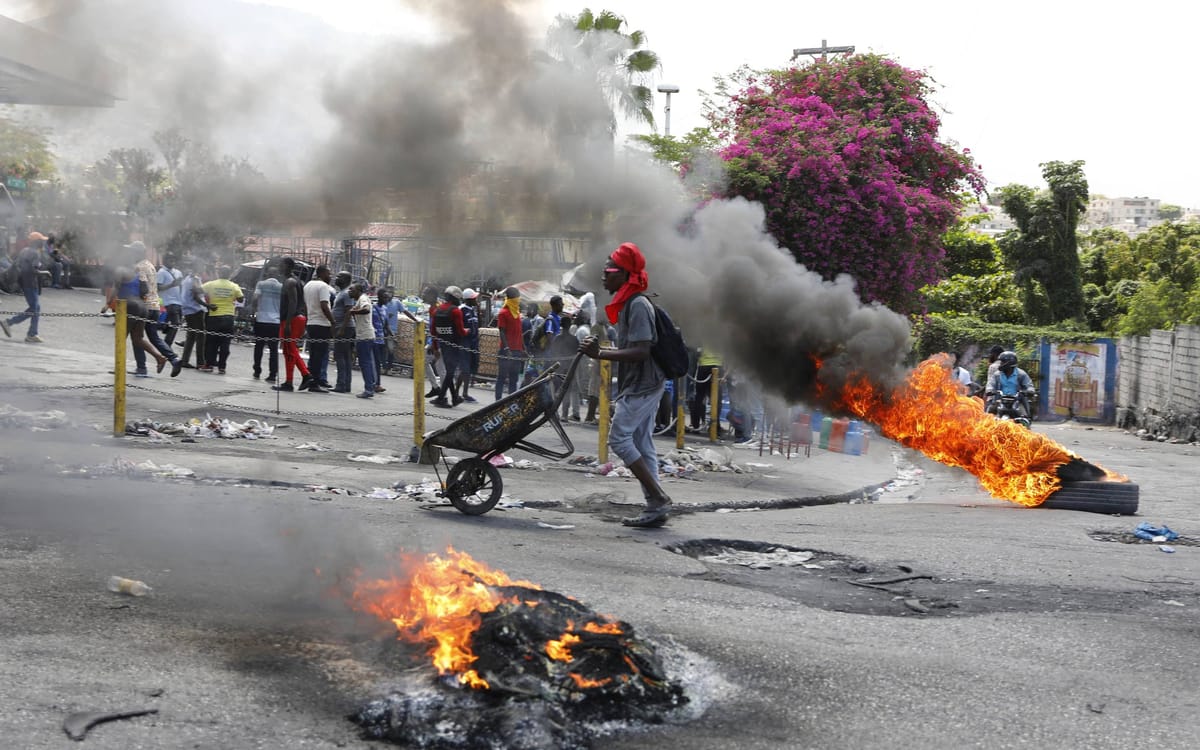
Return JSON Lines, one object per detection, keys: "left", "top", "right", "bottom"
{"left": 656, "top": 83, "right": 679, "bottom": 137}
{"left": 792, "top": 39, "right": 855, "bottom": 62}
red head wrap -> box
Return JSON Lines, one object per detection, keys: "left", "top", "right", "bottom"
{"left": 605, "top": 242, "right": 649, "bottom": 324}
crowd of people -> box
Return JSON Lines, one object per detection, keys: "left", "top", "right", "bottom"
{"left": 4, "top": 235, "right": 785, "bottom": 528}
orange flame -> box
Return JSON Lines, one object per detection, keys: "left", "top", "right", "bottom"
{"left": 348, "top": 547, "right": 541, "bottom": 689}
{"left": 583, "top": 620, "right": 623, "bottom": 635}
{"left": 569, "top": 673, "right": 613, "bottom": 689}
{"left": 546, "top": 632, "right": 581, "bottom": 662}
{"left": 829, "top": 357, "right": 1116, "bottom": 506}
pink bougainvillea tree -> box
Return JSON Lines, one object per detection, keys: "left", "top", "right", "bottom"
{"left": 713, "top": 55, "right": 985, "bottom": 313}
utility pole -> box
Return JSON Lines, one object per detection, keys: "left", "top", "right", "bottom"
{"left": 792, "top": 39, "right": 855, "bottom": 62}
{"left": 656, "top": 83, "right": 679, "bottom": 137}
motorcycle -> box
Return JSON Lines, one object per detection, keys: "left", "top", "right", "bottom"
{"left": 988, "top": 393, "right": 1031, "bottom": 428}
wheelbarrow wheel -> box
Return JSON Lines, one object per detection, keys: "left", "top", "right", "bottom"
{"left": 445, "top": 457, "right": 503, "bottom": 515}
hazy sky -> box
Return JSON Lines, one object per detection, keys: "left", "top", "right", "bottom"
{"left": 247, "top": 0, "right": 1200, "bottom": 209}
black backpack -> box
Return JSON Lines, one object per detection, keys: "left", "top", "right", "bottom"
{"left": 638, "top": 295, "right": 689, "bottom": 379}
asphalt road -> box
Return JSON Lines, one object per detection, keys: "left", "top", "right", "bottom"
{"left": 1, "top": 289, "right": 1197, "bottom": 749}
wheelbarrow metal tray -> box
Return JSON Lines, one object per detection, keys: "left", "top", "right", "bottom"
{"left": 427, "top": 379, "right": 558, "bottom": 455}
{"left": 424, "top": 356, "right": 583, "bottom": 461}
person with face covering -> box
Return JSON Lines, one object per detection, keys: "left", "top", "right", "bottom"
{"left": 579, "top": 242, "right": 672, "bottom": 528}
{"left": 494, "top": 286, "right": 525, "bottom": 400}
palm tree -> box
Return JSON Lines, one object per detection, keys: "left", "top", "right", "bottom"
{"left": 548, "top": 8, "right": 661, "bottom": 134}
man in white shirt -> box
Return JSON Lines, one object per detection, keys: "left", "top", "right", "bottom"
{"left": 303, "top": 265, "right": 336, "bottom": 389}
{"left": 348, "top": 283, "right": 378, "bottom": 399}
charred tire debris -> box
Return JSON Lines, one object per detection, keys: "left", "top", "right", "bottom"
{"left": 1042, "top": 480, "right": 1139, "bottom": 515}
{"left": 666, "top": 538, "right": 1194, "bottom": 618}
{"left": 351, "top": 587, "right": 689, "bottom": 750}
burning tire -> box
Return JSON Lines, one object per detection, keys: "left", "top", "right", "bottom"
{"left": 1042, "top": 480, "right": 1139, "bottom": 515}
{"left": 445, "top": 457, "right": 503, "bottom": 515}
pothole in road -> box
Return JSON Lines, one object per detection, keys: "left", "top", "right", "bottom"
{"left": 665, "top": 538, "right": 1196, "bottom": 617}
{"left": 1089, "top": 530, "right": 1200, "bottom": 547}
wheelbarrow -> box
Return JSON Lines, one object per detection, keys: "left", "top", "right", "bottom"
{"left": 422, "top": 353, "right": 585, "bottom": 515}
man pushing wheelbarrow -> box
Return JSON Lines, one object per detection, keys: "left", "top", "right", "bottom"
{"left": 579, "top": 242, "right": 674, "bottom": 528}
{"left": 423, "top": 242, "right": 674, "bottom": 528}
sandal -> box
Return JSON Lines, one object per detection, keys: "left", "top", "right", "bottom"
{"left": 156, "top": 357, "right": 168, "bottom": 374}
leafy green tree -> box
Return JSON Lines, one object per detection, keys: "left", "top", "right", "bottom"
{"left": 1159, "top": 203, "right": 1183, "bottom": 221}
{"left": 941, "top": 215, "right": 1002, "bottom": 277}
{"left": 923, "top": 273, "right": 1025, "bottom": 323}
{"left": 995, "top": 160, "right": 1088, "bottom": 324}
{"left": 1117, "top": 277, "right": 1187, "bottom": 336}
{"left": 549, "top": 8, "right": 661, "bottom": 133}
{"left": 152, "top": 127, "right": 190, "bottom": 186}
{"left": 0, "top": 116, "right": 56, "bottom": 184}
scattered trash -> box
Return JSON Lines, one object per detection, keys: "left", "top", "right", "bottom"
{"left": 698, "top": 547, "right": 815, "bottom": 569}
{"left": 597, "top": 462, "right": 615, "bottom": 475}
{"left": 295, "top": 442, "right": 332, "bottom": 452}
{"left": 127, "top": 414, "right": 275, "bottom": 440}
{"left": 536, "top": 522, "right": 575, "bottom": 530}
{"left": 63, "top": 708, "right": 159, "bottom": 741}
{"left": 567, "top": 455, "right": 596, "bottom": 466}
{"left": 72, "top": 458, "right": 196, "bottom": 479}
{"left": 1163, "top": 600, "right": 1185, "bottom": 607}
{"left": 1159, "top": 545, "right": 1176, "bottom": 554}
{"left": 496, "top": 498, "right": 525, "bottom": 510}
{"left": 0, "top": 404, "right": 71, "bottom": 430}
{"left": 511, "top": 459, "right": 545, "bottom": 470}
{"left": 1086, "top": 702, "right": 1106, "bottom": 714}
{"left": 745, "top": 462, "right": 773, "bottom": 469}
{"left": 366, "top": 488, "right": 402, "bottom": 500}
{"left": 348, "top": 454, "right": 403, "bottom": 464}
{"left": 489, "top": 454, "right": 514, "bottom": 468}
{"left": 1134, "top": 522, "right": 1179, "bottom": 542}
{"left": 106, "top": 576, "right": 152, "bottom": 597}
{"left": 396, "top": 480, "right": 443, "bottom": 504}
{"left": 903, "top": 598, "right": 930, "bottom": 614}
{"left": 716, "top": 507, "right": 762, "bottom": 513}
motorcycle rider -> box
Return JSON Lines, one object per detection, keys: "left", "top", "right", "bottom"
{"left": 985, "top": 351, "right": 1035, "bottom": 421}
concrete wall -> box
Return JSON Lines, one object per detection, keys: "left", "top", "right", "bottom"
{"left": 1116, "top": 324, "right": 1200, "bottom": 440}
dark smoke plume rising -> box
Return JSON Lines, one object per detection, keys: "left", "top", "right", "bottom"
{"left": 23, "top": 0, "right": 911, "bottom": 401}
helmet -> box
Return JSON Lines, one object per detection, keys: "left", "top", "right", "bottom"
{"left": 998, "top": 351, "right": 1018, "bottom": 370}
{"left": 443, "top": 285, "right": 463, "bottom": 301}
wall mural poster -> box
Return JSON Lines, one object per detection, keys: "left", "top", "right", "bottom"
{"left": 1050, "top": 342, "right": 1107, "bottom": 419}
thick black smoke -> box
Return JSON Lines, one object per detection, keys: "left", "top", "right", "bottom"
{"left": 19, "top": 0, "right": 911, "bottom": 402}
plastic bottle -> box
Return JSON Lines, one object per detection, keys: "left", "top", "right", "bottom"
{"left": 860, "top": 428, "right": 871, "bottom": 456}
{"left": 791, "top": 412, "right": 812, "bottom": 445}
{"left": 829, "top": 418, "right": 849, "bottom": 453}
{"left": 107, "top": 576, "right": 152, "bottom": 597}
{"left": 818, "top": 416, "right": 833, "bottom": 449}
{"left": 844, "top": 421, "right": 862, "bottom": 456}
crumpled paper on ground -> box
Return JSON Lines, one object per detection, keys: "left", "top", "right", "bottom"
{"left": 0, "top": 404, "right": 71, "bottom": 430}
{"left": 348, "top": 454, "right": 403, "bottom": 464}
{"left": 366, "top": 487, "right": 402, "bottom": 499}
{"left": 699, "top": 547, "right": 815, "bottom": 569}
{"left": 128, "top": 414, "right": 274, "bottom": 440}
{"left": 71, "top": 457, "right": 196, "bottom": 479}
{"left": 296, "top": 442, "right": 332, "bottom": 452}
{"left": 661, "top": 446, "right": 748, "bottom": 473}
